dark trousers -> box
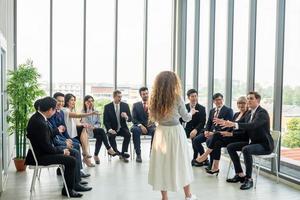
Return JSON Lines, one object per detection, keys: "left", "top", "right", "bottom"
{"left": 227, "top": 142, "right": 271, "bottom": 178}
{"left": 108, "top": 127, "right": 131, "bottom": 154}
{"left": 56, "top": 147, "right": 81, "bottom": 184}
{"left": 185, "top": 128, "right": 200, "bottom": 160}
{"left": 38, "top": 154, "right": 76, "bottom": 191}
{"left": 208, "top": 133, "right": 248, "bottom": 161}
{"left": 131, "top": 125, "right": 155, "bottom": 155}
{"left": 93, "top": 128, "right": 111, "bottom": 156}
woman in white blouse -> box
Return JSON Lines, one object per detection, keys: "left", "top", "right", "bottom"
{"left": 62, "top": 93, "right": 98, "bottom": 167}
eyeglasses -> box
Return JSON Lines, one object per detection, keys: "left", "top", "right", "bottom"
{"left": 237, "top": 102, "right": 246, "bottom": 104}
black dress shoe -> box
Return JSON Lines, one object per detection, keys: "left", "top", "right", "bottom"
{"left": 122, "top": 152, "right": 130, "bottom": 159}
{"left": 62, "top": 189, "right": 83, "bottom": 198}
{"left": 79, "top": 180, "right": 88, "bottom": 185}
{"left": 56, "top": 168, "right": 62, "bottom": 176}
{"left": 119, "top": 155, "right": 129, "bottom": 163}
{"left": 191, "top": 159, "right": 204, "bottom": 167}
{"left": 240, "top": 178, "right": 253, "bottom": 190}
{"left": 80, "top": 171, "right": 91, "bottom": 178}
{"left": 206, "top": 169, "right": 219, "bottom": 176}
{"left": 74, "top": 184, "right": 93, "bottom": 192}
{"left": 226, "top": 175, "right": 246, "bottom": 183}
{"left": 136, "top": 155, "right": 142, "bottom": 163}
{"left": 203, "top": 159, "right": 209, "bottom": 166}
{"left": 205, "top": 166, "right": 211, "bottom": 172}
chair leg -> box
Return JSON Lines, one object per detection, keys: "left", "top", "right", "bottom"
{"left": 59, "top": 166, "right": 70, "bottom": 198}
{"left": 254, "top": 158, "right": 261, "bottom": 189}
{"left": 130, "top": 138, "right": 133, "bottom": 161}
{"left": 226, "top": 160, "right": 232, "bottom": 179}
{"left": 30, "top": 168, "right": 38, "bottom": 192}
{"left": 37, "top": 168, "right": 42, "bottom": 180}
{"left": 275, "top": 156, "right": 279, "bottom": 183}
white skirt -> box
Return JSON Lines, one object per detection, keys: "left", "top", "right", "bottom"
{"left": 148, "top": 124, "right": 193, "bottom": 192}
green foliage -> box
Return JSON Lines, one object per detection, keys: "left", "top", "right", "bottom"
{"left": 283, "top": 118, "right": 300, "bottom": 148}
{"left": 7, "top": 60, "right": 45, "bottom": 159}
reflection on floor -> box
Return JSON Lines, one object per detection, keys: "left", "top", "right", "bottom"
{"left": 1, "top": 140, "right": 299, "bottom": 200}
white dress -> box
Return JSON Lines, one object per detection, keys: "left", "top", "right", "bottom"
{"left": 148, "top": 97, "right": 194, "bottom": 192}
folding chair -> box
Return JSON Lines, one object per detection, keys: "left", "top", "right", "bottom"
{"left": 253, "top": 130, "right": 281, "bottom": 189}
{"left": 27, "top": 139, "right": 70, "bottom": 198}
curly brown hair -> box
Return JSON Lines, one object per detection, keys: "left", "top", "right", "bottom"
{"left": 149, "top": 71, "right": 182, "bottom": 122}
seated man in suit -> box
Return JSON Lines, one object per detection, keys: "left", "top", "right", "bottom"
{"left": 131, "top": 87, "right": 156, "bottom": 163}
{"left": 25, "top": 97, "right": 83, "bottom": 198}
{"left": 193, "top": 93, "right": 233, "bottom": 168}
{"left": 49, "top": 92, "right": 90, "bottom": 178}
{"left": 103, "top": 90, "right": 132, "bottom": 163}
{"left": 215, "top": 91, "right": 274, "bottom": 190}
{"left": 180, "top": 89, "right": 206, "bottom": 166}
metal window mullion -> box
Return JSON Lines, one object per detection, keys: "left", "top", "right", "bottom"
{"left": 207, "top": 0, "right": 216, "bottom": 110}
{"left": 273, "top": 0, "right": 285, "bottom": 174}
{"left": 193, "top": 0, "right": 200, "bottom": 91}
{"left": 171, "top": 0, "right": 177, "bottom": 72}
{"left": 247, "top": 0, "right": 257, "bottom": 92}
{"left": 113, "top": 0, "right": 118, "bottom": 90}
{"left": 143, "top": 0, "right": 148, "bottom": 87}
{"left": 225, "top": 0, "right": 234, "bottom": 107}
{"left": 50, "top": 0, "right": 53, "bottom": 96}
{"left": 83, "top": 0, "right": 86, "bottom": 98}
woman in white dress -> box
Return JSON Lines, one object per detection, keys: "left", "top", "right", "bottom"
{"left": 148, "top": 71, "right": 198, "bottom": 200}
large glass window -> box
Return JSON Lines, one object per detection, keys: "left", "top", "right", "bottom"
{"left": 198, "top": 0, "right": 210, "bottom": 109}
{"left": 281, "top": 0, "right": 300, "bottom": 180}
{"left": 231, "top": 0, "right": 249, "bottom": 111}
{"left": 52, "top": 0, "right": 83, "bottom": 102}
{"left": 17, "top": 0, "right": 50, "bottom": 95}
{"left": 147, "top": 0, "right": 172, "bottom": 87}
{"left": 254, "top": 0, "right": 277, "bottom": 169}
{"left": 213, "top": 0, "right": 228, "bottom": 96}
{"left": 86, "top": 0, "right": 114, "bottom": 111}
{"left": 117, "top": 0, "right": 144, "bottom": 105}
{"left": 255, "top": 0, "right": 277, "bottom": 125}
{"left": 185, "top": 0, "right": 195, "bottom": 96}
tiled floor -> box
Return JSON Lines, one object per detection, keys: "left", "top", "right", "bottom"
{"left": 1, "top": 141, "right": 299, "bottom": 200}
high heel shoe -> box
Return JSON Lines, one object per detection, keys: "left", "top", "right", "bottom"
{"left": 107, "top": 148, "right": 118, "bottom": 157}
{"left": 206, "top": 169, "right": 219, "bottom": 176}
{"left": 82, "top": 153, "right": 92, "bottom": 159}
{"left": 83, "top": 157, "right": 95, "bottom": 167}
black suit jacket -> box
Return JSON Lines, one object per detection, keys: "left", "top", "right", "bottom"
{"left": 206, "top": 105, "right": 233, "bottom": 132}
{"left": 230, "top": 112, "right": 249, "bottom": 141}
{"left": 132, "top": 101, "right": 148, "bottom": 127}
{"left": 103, "top": 102, "right": 132, "bottom": 131}
{"left": 237, "top": 106, "right": 274, "bottom": 151}
{"left": 180, "top": 103, "right": 206, "bottom": 133}
{"left": 25, "top": 112, "right": 63, "bottom": 165}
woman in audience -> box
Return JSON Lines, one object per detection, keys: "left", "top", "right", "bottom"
{"left": 195, "top": 96, "right": 249, "bottom": 175}
{"left": 63, "top": 93, "right": 98, "bottom": 167}
{"left": 81, "top": 95, "right": 117, "bottom": 164}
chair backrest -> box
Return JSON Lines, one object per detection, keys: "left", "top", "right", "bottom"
{"left": 270, "top": 130, "right": 281, "bottom": 154}
{"left": 27, "top": 138, "right": 39, "bottom": 166}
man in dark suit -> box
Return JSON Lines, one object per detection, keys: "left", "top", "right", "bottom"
{"left": 180, "top": 89, "right": 206, "bottom": 164}
{"left": 193, "top": 93, "right": 233, "bottom": 167}
{"left": 25, "top": 97, "right": 83, "bottom": 198}
{"left": 103, "top": 90, "right": 132, "bottom": 162}
{"left": 131, "top": 87, "right": 155, "bottom": 163}
{"left": 218, "top": 91, "right": 274, "bottom": 190}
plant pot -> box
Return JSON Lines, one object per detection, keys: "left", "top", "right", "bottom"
{"left": 13, "top": 158, "right": 27, "bottom": 171}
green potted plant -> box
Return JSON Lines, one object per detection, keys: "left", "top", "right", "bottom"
{"left": 7, "top": 59, "right": 45, "bottom": 171}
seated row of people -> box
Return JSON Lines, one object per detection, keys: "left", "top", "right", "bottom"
{"left": 181, "top": 90, "right": 274, "bottom": 190}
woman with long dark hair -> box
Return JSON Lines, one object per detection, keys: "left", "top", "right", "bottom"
{"left": 81, "top": 95, "right": 117, "bottom": 164}
{"left": 63, "top": 93, "right": 98, "bottom": 167}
